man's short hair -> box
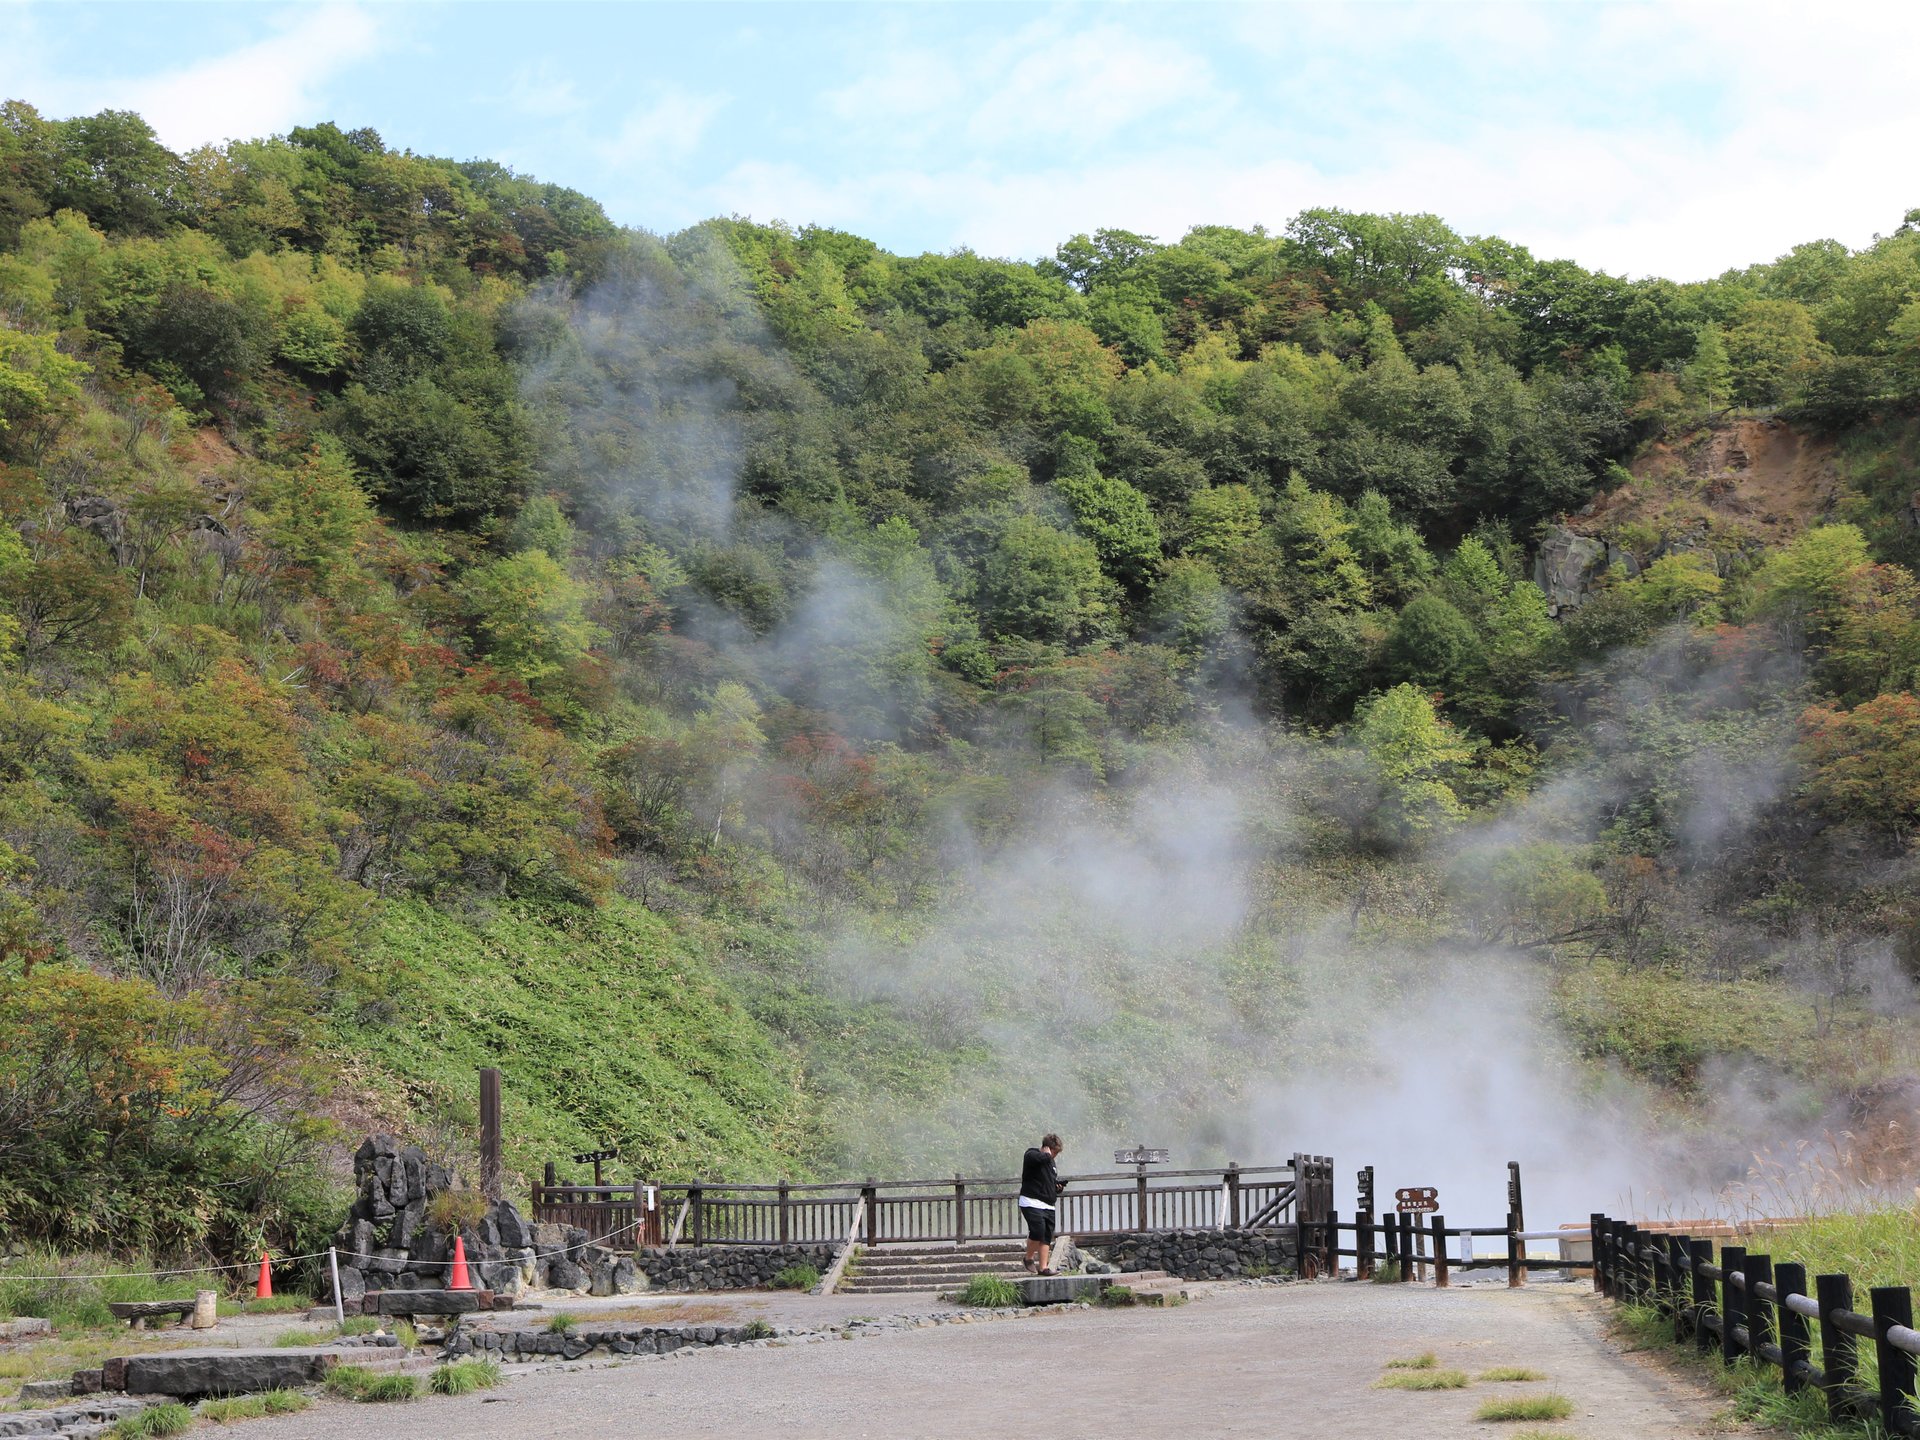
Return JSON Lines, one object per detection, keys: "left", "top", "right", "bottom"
{"left": 1041, "top": 1132, "right": 1063, "bottom": 1152}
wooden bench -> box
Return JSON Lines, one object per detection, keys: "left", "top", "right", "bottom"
{"left": 107, "top": 1299, "right": 196, "bottom": 1329}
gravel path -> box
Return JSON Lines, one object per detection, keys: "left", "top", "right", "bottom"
{"left": 238, "top": 1279, "right": 1741, "bottom": 1440}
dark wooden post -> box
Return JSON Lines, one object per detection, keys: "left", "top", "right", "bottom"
{"left": 1650, "top": 1229, "right": 1670, "bottom": 1316}
{"left": 1668, "top": 1235, "right": 1691, "bottom": 1341}
{"left": 1357, "top": 1209, "right": 1374, "bottom": 1281}
{"left": 1398, "top": 1212, "right": 1414, "bottom": 1281}
{"left": 1432, "top": 1215, "right": 1450, "bottom": 1288}
{"left": 1871, "top": 1287, "right": 1916, "bottom": 1436}
{"left": 1324, "top": 1209, "right": 1340, "bottom": 1277}
{"left": 1748, "top": 1254, "right": 1775, "bottom": 1365}
{"left": 1720, "top": 1244, "right": 1747, "bottom": 1366}
{"left": 543, "top": 1160, "right": 556, "bottom": 1189}
{"left": 955, "top": 1176, "right": 966, "bottom": 1246}
{"left": 1777, "top": 1262, "right": 1810, "bottom": 1395}
{"left": 1816, "top": 1273, "right": 1857, "bottom": 1420}
{"left": 1227, "top": 1162, "right": 1242, "bottom": 1229}
{"left": 1591, "top": 1213, "right": 1607, "bottom": 1295}
{"left": 1690, "top": 1239, "right": 1715, "bottom": 1353}
{"left": 862, "top": 1180, "right": 878, "bottom": 1248}
{"left": 778, "top": 1180, "right": 791, "bottom": 1245}
{"left": 1507, "top": 1161, "right": 1525, "bottom": 1288}
{"left": 1506, "top": 1210, "right": 1522, "bottom": 1289}
{"left": 478, "top": 1068, "right": 502, "bottom": 1204}
{"left": 1136, "top": 1165, "right": 1149, "bottom": 1234}
{"left": 690, "top": 1181, "right": 705, "bottom": 1248}
{"left": 633, "top": 1180, "right": 645, "bottom": 1253}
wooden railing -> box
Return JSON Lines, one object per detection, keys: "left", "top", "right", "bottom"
{"left": 533, "top": 1155, "right": 1323, "bottom": 1248}
{"left": 529, "top": 1181, "right": 665, "bottom": 1248}
{"left": 1595, "top": 1213, "right": 1920, "bottom": 1438}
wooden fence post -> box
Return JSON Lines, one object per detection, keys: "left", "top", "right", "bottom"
{"left": 1748, "top": 1254, "right": 1775, "bottom": 1366}
{"left": 862, "top": 1180, "right": 878, "bottom": 1247}
{"left": 1325, "top": 1209, "right": 1340, "bottom": 1278}
{"left": 1227, "top": 1162, "right": 1242, "bottom": 1229}
{"left": 1357, "top": 1209, "right": 1373, "bottom": 1281}
{"left": 955, "top": 1176, "right": 966, "bottom": 1246}
{"left": 690, "top": 1181, "right": 705, "bottom": 1248}
{"left": 1432, "top": 1215, "right": 1449, "bottom": 1288}
{"left": 1136, "top": 1166, "right": 1149, "bottom": 1234}
{"left": 1690, "top": 1239, "right": 1715, "bottom": 1353}
{"left": 1651, "top": 1228, "right": 1671, "bottom": 1317}
{"left": 1720, "top": 1244, "right": 1746, "bottom": 1366}
{"left": 1400, "top": 1213, "right": 1415, "bottom": 1281}
{"left": 1668, "top": 1235, "right": 1690, "bottom": 1341}
{"left": 1776, "top": 1261, "right": 1810, "bottom": 1395}
{"left": 778, "top": 1180, "right": 791, "bottom": 1245}
{"left": 1591, "top": 1213, "right": 1607, "bottom": 1295}
{"left": 478, "top": 1067, "right": 502, "bottom": 1204}
{"left": 1871, "top": 1286, "right": 1916, "bottom": 1436}
{"left": 1506, "top": 1211, "right": 1522, "bottom": 1289}
{"left": 1816, "top": 1273, "right": 1857, "bottom": 1421}
{"left": 633, "top": 1180, "right": 645, "bottom": 1253}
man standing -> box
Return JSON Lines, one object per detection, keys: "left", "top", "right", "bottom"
{"left": 1019, "top": 1133, "right": 1065, "bottom": 1275}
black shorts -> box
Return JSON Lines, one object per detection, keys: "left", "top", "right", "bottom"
{"left": 1023, "top": 1206, "right": 1056, "bottom": 1243}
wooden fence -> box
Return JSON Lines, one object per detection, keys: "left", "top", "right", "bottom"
{"left": 533, "top": 1153, "right": 1332, "bottom": 1249}
{"left": 1595, "top": 1213, "right": 1920, "bottom": 1437}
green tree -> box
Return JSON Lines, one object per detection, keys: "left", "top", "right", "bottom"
{"left": 457, "top": 550, "right": 601, "bottom": 697}
{"left": 1683, "top": 325, "right": 1731, "bottom": 409}
{"left": 1052, "top": 438, "right": 1162, "bottom": 589}
{"left": 1352, "top": 682, "right": 1476, "bottom": 842}
{"left": 977, "top": 514, "right": 1117, "bottom": 645}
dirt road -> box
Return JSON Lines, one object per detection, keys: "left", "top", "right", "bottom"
{"left": 240, "top": 1280, "right": 1735, "bottom": 1439}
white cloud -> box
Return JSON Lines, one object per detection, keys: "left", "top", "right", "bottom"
{"left": 122, "top": 4, "right": 383, "bottom": 148}
{"left": 599, "top": 88, "right": 729, "bottom": 170}
{"left": 506, "top": 59, "right": 587, "bottom": 120}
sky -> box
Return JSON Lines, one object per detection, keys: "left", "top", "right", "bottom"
{"left": 2, "top": 0, "right": 1916, "bottom": 281}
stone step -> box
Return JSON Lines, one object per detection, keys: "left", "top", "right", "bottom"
{"left": 851, "top": 1258, "right": 1029, "bottom": 1272}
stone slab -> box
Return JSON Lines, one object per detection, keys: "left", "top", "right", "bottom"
{"left": 366, "top": 1288, "right": 492, "bottom": 1316}
{"left": 0, "top": 1316, "right": 53, "bottom": 1342}
{"left": 1013, "top": 1274, "right": 1111, "bottom": 1305}
{"left": 118, "top": 1348, "right": 343, "bottom": 1397}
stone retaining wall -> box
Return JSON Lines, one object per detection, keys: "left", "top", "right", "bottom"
{"left": 448, "top": 1322, "right": 766, "bottom": 1362}
{"left": 636, "top": 1243, "right": 835, "bottom": 1292}
{"left": 1098, "top": 1227, "right": 1296, "bottom": 1281}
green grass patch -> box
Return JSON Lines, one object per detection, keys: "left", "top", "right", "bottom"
{"left": 334, "top": 899, "right": 819, "bottom": 1184}
{"left": 770, "top": 1264, "right": 820, "bottom": 1291}
{"left": 1476, "top": 1395, "right": 1575, "bottom": 1423}
{"left": 1375, "top": 1369, "right": 1470, "bottom": 1390}
{"left": 1478, "top": 1368, "right": 1549, "bottom": 1383}
{"left": 107, "top": 1403, "right": 194, "bottom": 1437}
{"left": 198, "top": 1389, "right": 309, "bottom": 1421}
{"left": 1096, "top": 1284, "right": 1137, "bottom": 1307}
{"left": 0, "top": 1249, "right": 222, "bottom": 1331}
{"left": 545, "top": 1311, "right": 579, "bottom": 1334}
{"left": 429, "top": 1359, "right": 503, "bottom": 1395}
{"left": 1371, "top": 1260, "right": 1402, "bottom": 1284}
{"left": 358, "top": 1372, "right": 421, "bottom": 1403}
{"left": 958, "top": 1275, "right": 1020, "bottom": 1308}
{"left": 322, "top": 1366, "right": 372, "bottom": 1399}
{"left": 220, "top": 1292, "right": 313, "bottom": 1316}
{"left": 1385, "top": 1352, "right": 1438, "bottom": 1369}
{"left": 743, "top": 1319, "right": 775, "bottom": 1339}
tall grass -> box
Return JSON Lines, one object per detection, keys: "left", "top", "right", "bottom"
{"left": 0, "top": 1249, "right": 221, "bottom": 1330}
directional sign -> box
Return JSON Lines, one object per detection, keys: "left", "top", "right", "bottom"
{"left": 1115, "top": 1147, "right": 1170, "bottom": 1165}
{"left": 1394, "top": 1186, "right": 1439, "bottom": 1213}
{"left": 572, "top": 1149, "right": 616, "bottom": 1165}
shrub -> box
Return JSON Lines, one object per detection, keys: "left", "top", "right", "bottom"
{"left": 545, "top": 1311, "right": 578, "bottom": 1333}
{"left": 427, "top": 1190, "right": 489, "bottom": 1234}
{"left": 322, "top": 1366, "right": 372, "bottom": 1398}
{"left": 743, "top": 1319, "right": 775, "bottom": 1339}
{"left": 958, "top": 1274, "right": 1020, "bottom": 1308}
{"left": 1096, "top": 1285, "right": 1137, "bottom": 1307}
{"left": 1371, "top": 1260, "right": 1402, "bottom": 1284}
{"left": 769, "top": 1264, "right": 819, "bottom": 1291}
{"left": 1476, "top": 1395, "right": 1575, "bottom": 1422}
{"left": 429, "top": 1359, "right": 503, "bottom": 1395}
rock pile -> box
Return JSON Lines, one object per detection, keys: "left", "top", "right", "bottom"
{"left": 635, "top": 1243, "right": 834, "bottom": 1293}
{"left": 329, "top": 1134, "right": 645, "bottom": 1303}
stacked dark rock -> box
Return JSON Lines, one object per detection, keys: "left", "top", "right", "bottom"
{"left": 329, "top": 1134, "right": 648, "bottom": 1303}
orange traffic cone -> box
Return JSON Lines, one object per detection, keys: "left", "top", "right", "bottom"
{"left": 255, "top": 1253, "right": 273, "bottom": 1299}
{"left": 448, "top": 1235, "right": 473, "bottom": 1291}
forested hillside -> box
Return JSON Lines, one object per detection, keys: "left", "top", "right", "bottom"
{"left": 4, "top": 100, "right": 1920, "bottom": 1259}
